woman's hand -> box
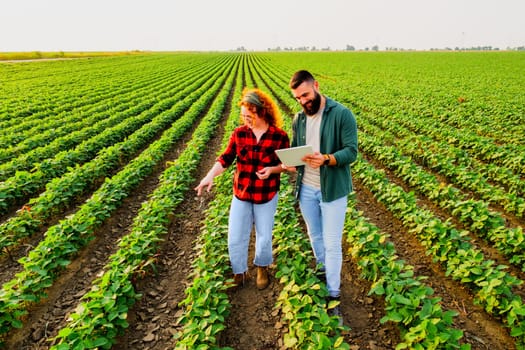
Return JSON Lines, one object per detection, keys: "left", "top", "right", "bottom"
{"left": 194, "top": 162, "right": 226, "bottom": 196}
{"left": 256, "top": 167, "right": 273, "bottom": 180}
{"left": 194, "top": 176, "right": 213, "bottom": 196}
{"left": 281, "top": 164, "right": 297, "bottom": 172}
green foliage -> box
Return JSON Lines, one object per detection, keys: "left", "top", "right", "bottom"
{"left": 49, "top": 55, "right": 237, "bottom": 349}
{"left": 2, "top": 51, "right": 524, "bottom": 349}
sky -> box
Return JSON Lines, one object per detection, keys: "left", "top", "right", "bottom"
{"left": 1, "top": 0, "right": 524, "bottom": 52}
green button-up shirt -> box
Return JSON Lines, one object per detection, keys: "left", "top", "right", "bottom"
{"left": 291, "top": 97, "right": 358, "bottom": 202}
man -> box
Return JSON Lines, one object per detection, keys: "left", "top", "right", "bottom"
{"left": 289, "top": 70, "right": 358, "bottom": 325}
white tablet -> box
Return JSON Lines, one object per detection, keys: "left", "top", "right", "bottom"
{"left": 275, "top": 145, "right": 313, "bottom": 167}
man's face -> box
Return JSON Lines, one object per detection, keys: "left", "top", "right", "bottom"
{"left": 291, "top": 81, "right": 321, "bottom": 116}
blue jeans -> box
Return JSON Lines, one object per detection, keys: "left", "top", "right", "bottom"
{"left": 228, "top": 194, "right": 278, "bottom": 274}
{"left": 299, "top": 184, "right": 347, "bottom": 298}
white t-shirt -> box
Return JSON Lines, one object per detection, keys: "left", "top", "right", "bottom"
{"left": 302, "top": 107, "right": 324, "bottom": 189}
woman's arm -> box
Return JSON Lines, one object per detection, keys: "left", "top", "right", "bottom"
{"left": 194, "top": 161, "right": 227, "bottom": 195}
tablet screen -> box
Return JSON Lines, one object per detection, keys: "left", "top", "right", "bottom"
{"left": 275, "top": 145, "right": 313, "bottom": 167}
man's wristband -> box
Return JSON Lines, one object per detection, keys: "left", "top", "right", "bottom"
{"left": 323, "top": 154, "right": 330, "bottom": 166}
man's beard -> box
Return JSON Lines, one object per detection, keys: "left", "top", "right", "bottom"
{"left": 302, "top": 92, "right": 321, "bottom": 116}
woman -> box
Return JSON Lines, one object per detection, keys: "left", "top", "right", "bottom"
{"left": 194, "top": 88, "right": 290, "bottom": 290}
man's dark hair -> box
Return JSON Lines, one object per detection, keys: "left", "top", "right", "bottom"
{"left": 289, "top": 70, "right": 315, "bottom": 89}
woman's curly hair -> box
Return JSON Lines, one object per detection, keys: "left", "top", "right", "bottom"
{"left": 239, "top": 88, "right": 283, "bottom": 128}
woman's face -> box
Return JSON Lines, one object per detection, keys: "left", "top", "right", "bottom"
{"left": 241, "top": 105, "right": 259, "bottom": 129}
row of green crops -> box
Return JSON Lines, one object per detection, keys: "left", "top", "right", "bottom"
{"left": 249, "top": 55, "right": 350, "bottom": 349}
{"left": 0, "top": 54, "right": 214, "bottom": 123}
{"left": 352, "top": 156, "right": 525, "bottom": 347}
{"left": 356, "top": 127, "right": 525, "bottom": 268}
{"left": 173, "top": 65, "right": 244, "bottom": 350}
{"left": 48, "top": 51, "right": 239, "bottom": 350}
{"left": 0, "top": 58, "right": 235, "bottom": 252}
{"left": 0, "top": 58, "right": 189, "bottom": 152}
{"left": 0, "top": 55, "right": 238, "bottom": 342}
{"left": 247, "top": 54, "right": 474, "bottom": 349}
{"left": 258, "top": 51, "right": 524, "bottom": 348}
{"left": 344, "top": 197, "right": 467, "bottom": 349}
{"left": 0, "top": 60, "right": 211, "bottom": 166}
{"left": 0, "top": 57, "right": 232, "bottom": 213}
{"left": 174, "top": 55, "right": 350, "bottom": 349}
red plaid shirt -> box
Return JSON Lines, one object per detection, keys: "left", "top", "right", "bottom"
{"left": 218, "top": 125, "right": 290, "bottom": 204}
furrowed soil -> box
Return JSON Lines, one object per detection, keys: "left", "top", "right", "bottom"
{"left": 0, "top": 88, "right": 519, "bottom": 350}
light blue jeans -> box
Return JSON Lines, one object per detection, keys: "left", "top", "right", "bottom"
{"left": 228, "top": 194, "right": 278, "bottom": 274}
{"left": 299, "top": 184, "right": 347, "bottom": 298}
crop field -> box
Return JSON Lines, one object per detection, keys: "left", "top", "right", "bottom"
{"left": 0, "top": 51, "right": 524, "bottom": 349}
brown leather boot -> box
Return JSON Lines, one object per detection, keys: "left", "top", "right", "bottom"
{"left": 227, "top": 272, "right": 247, "bottom": 289}
{"left": 256, "top": 266, "right": 269, "bottom": 290}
